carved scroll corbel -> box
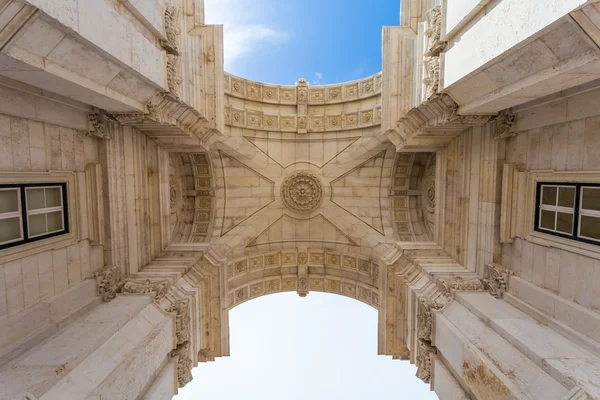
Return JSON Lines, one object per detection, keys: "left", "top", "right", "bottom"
{"left": 493, "top": 111, "right": 517, "bottom": 140}
{"left": 88, "top": 109, "right": 117, "bottom": 140}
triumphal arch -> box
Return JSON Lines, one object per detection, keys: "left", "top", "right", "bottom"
{"left": 1, "top": 0, "right": 600, "bottom": 398}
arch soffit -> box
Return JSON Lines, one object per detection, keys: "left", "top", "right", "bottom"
{"left": 225, "top": 248, "right": 381, "bottom": 311}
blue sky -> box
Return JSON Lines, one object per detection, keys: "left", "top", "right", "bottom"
{"left": 204, "top": 0, "right": 401, "bottom": 84}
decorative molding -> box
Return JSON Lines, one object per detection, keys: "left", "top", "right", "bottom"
{"left": 188, "top": 153, "right": 213, "bottom": 243}
{"left": 85, "top": 164, "right": 104, "bottom": 246}
{"left": 281, "top": 170, "right": 324, "bottom": 213}
{"left": 224, "top": 104, "right": 382, "bottom": 132}
{"left": 484, "top": 263, "right": 513, "bottom": 298}
{"left": 224, "top": 72, "right": 382, "bottom": 105}
{"left": 500, "top": 164, "right": 526, "bottom": 243}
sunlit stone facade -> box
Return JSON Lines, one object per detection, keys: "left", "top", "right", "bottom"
{"left": 1, "top": 0, "right": 600, "bottom": 399}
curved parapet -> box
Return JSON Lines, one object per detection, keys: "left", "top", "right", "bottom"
{"left": 223, "top": 72, "right": 382, "bottom": 133}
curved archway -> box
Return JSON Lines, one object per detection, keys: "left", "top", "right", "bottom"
{"left": 175, "top": 292, "right": 438, "bottom": 400}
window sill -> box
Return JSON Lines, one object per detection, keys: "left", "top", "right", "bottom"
{"left": 527, "top": 231, "right": 600, "bottom": 261}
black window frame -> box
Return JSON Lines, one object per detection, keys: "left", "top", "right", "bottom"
{"left": 0, "top": 182, "right": 69, "bottom": 250}
{"left": 535, "top": 182, "right": 600, "bottom": 246}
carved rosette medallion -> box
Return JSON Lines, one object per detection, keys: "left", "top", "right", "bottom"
{"left": 281, "top": 170, "right": 323, "bottom": 213}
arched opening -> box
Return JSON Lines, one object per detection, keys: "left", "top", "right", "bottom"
{"left": 174, "top": 292, "right": 438, "bottom": 399}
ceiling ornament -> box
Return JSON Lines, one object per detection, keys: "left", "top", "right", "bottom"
{"left": 281, "top": 170, "right": 324, "bottom": 213}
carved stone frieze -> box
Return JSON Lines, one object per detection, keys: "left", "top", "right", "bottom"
{"left": 171, "top": 341, "right": 193, "bottom": 387}
{"left": 121, "top": 279, "right": 170, "bottom": 300}
{"left": 168, "top": 299, "right": 191, "bottom": 345}
{"left": 437, "top": 276, "right": 486, "bottom": 295}
{"left": 484, "top": 263, "right": 514, "bottom": 298}
{"left": 416, "top": 339, "right": 436, "bottom": 384}
{"left": 281, "top": 170, "right": 324, "bottom": 213}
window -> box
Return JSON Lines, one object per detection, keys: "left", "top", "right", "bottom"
{"left": 0, "top": 183, "right": 69, "bottom": 250}
{"left": 536, "top": 183, "right": 600, "bottom": 245}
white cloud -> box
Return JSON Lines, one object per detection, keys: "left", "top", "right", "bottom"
{"left": 203, "top": 0, "right": 289, "bottom": 72}
{"left": 313, "top": 72, "right": 323, "bottom": 85}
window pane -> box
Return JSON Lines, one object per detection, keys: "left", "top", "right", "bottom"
{"left": 580, "top": 215, "right": 600, "bottom": 241}
{"left": 540, "top": 210, "right": 555, "bottom": 230}
{"left": 0, "top": 217, "right": 21, "bottom": 243}
{"left": 0, "top": 189, "right": 19, "bottom": 214}
{"left": 26, "top": 188, "right": 45, "bottom": 210}
{"left": 542, "top": 186, "right": 557, "bottom": 206}
{"left": 45, "top": 188, "right": 62, "bottom": 208}
{"left": 28, "top": 214, "right": 46, "bottom": 236}
{"left": 556, "top": 212, "right": 573, "bottom": 234}
{"left": 47, "top": 211, "right": 63, "bottom": 232}
{"left": 558, "top": 187, "right": 575, "bottom": 208}
{"left": 581, "top": 188, "right": 600, "bottom": 212}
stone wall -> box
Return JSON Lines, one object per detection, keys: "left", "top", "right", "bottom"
{"left": 502, "top": 114, "right": 600, "bottom": 310}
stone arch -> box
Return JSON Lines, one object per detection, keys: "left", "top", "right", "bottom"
{"left": 224, "top": 248, "right": 381, "bottom": 311}
{"left": 169, "top": 152, "right": 216, "bottom": 244}
{"left": 391, "top": 152, "right": 436, "bottom": 242}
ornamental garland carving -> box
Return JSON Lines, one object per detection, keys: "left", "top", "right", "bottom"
{"left": 281, "top": 170, "right": 324, "bottom": 213}
{"left": 167, "top": 54, "right": 183, "bottom": 99}
{"left": 171, "top": 341, "right": 193, "bottom": 387}
{"left": 121, "top": 279, "right": 170, "bottom": 300}
{"left": 424, "top": 6, "right": 446, "bottom": 57}
{"left": 417, "top": 295, "right": 451, "bottom": 342}
{"left": 160, "top": 3, "right": 181, "bottom": 55}
{"left": 416, "top": 339, "right": 436, "bottom": 384}
{"left": 423, "top": 56, "right": 440, "bottom": 100}
{"left": 168, "top": 299, "right": 191, "bottom": 345}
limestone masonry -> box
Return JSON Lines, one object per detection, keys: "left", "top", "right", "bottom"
{"left": 1, "top": 0, "right": 600, "bottom": 399}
